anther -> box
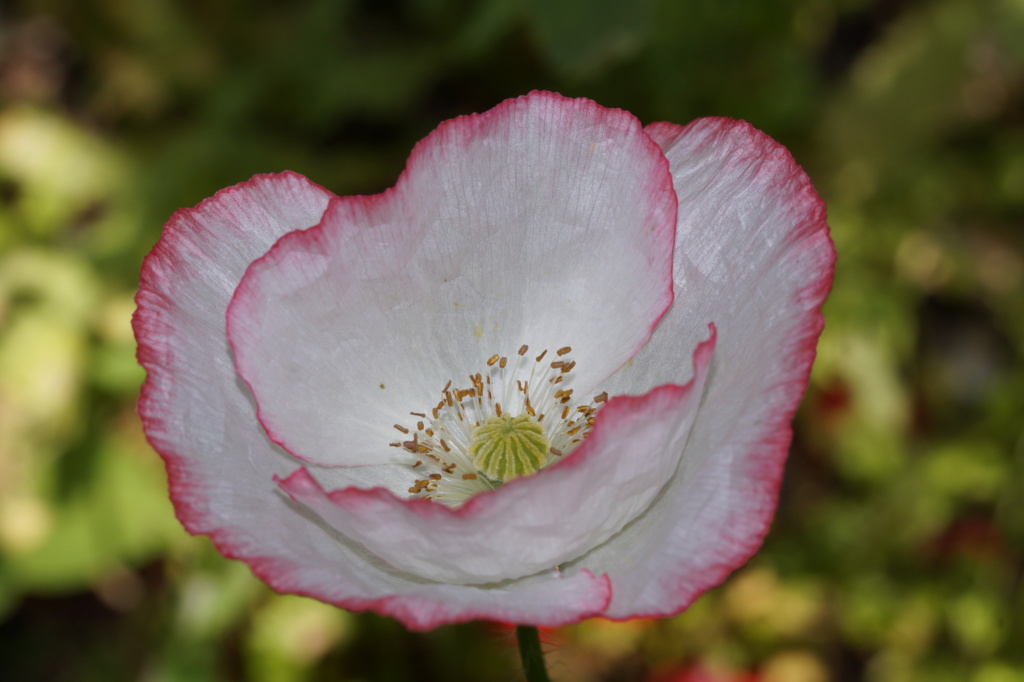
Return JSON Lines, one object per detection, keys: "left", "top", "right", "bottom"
{"left": 557, "top": 346, "right": 572, "bottom": 356}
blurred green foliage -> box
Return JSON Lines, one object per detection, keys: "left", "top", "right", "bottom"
{"left": 0, "top": 0, "right": 1022, "bottom": 680}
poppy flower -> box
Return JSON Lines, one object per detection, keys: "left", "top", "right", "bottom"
{"left": 133, "top": 91, "right": 834, "bottom": 631}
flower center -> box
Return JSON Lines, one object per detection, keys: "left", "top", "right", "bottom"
{"left": 469, "top": 414, "right": 550, "bottom": 481}
{"left": 389, "top": 345, "right": 609, "bottom": 506}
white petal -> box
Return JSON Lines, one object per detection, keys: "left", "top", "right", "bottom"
{"left": 227, "top": 91, "right": 676, "bottom": 467}
{"left": 581, "top": 119, "right": 835, "bottom": 618}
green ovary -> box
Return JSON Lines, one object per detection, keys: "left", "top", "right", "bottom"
{"left": 469, "top": 414, "right": 550, "bottom": 482}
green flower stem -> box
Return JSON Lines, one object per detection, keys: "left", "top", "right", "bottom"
{"left": 516, "top": 625, "right": 552, "bottom": 682}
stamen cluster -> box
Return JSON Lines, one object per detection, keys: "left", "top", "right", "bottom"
{"left": 389, "top": 345, "right": 609, "bottom": 506}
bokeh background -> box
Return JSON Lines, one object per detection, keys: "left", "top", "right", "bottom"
{"left": 1, "top": 0, "right": 1023, "bottom": 680}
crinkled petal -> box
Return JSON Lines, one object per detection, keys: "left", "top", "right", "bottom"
{"left": 227, "top": 91, "right": 676, "bottom": 468}
{"left": 133, "top": 171, "right": 610, "bottom": 631}
{"left": 275, "top": 329, "right": 715, "bottom": 584}
{"left": 582, "top": 119, "right": 835, "bottom": 618}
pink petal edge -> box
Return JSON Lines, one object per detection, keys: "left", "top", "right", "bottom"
{"left": 203, "top": 531, "right": 613, "bottom": 631}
